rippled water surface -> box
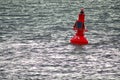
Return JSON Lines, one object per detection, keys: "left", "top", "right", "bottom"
{"left": 0, "top": 0, "right": 120, "bottom": 80}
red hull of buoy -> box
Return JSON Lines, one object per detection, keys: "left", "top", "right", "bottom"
{"left": 70, "top": 35, "right": 88, "bottom": 45}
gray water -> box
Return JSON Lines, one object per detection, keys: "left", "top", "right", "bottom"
{"left": 0, "top": 0, "right": 120, "bottom": 80}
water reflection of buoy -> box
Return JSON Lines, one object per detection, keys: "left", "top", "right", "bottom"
{"left": 70, "top": 8, "right": 88, "bottom": 45}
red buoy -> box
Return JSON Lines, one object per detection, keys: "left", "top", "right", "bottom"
{"left": 70, "top": 8, "right": 88, "bottom": 45}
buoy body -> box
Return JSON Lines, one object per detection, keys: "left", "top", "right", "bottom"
{"left": 70, "top": 29, "right": 88, "bottom": 45}
{"left": 70, "top": 34, "right": 88, "bottom": 45}
{"left": 70, "top": 8, "right": 88, "bottom": 45}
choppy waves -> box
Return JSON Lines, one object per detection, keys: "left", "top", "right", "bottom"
{"left": 0, "top": 0, "right": 120, "bottom": 80}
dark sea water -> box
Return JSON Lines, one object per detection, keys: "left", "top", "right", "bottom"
{"left": 0, "top": 0, "right": 120, "bottom": 80}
